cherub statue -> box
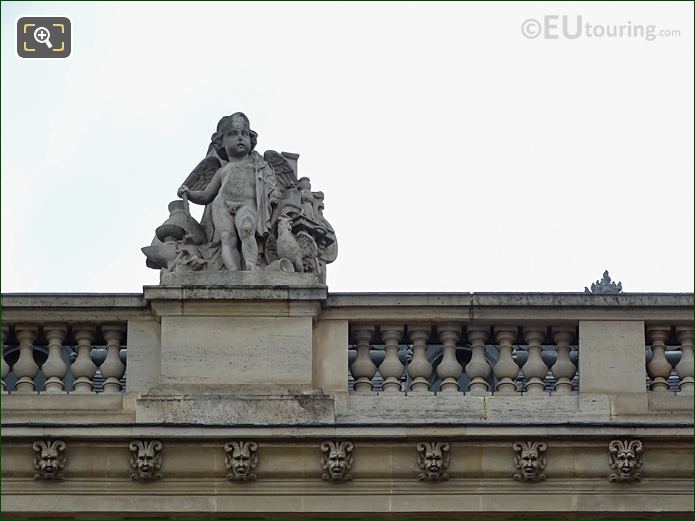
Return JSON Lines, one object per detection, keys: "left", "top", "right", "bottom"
{"left": 142, "top": 112, "right": 338, "bottom": 281}
{"left": 177, "top": 113, "right": 281, "bottom": 271}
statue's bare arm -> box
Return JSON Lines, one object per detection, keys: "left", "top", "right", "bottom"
{"left": 178, "top": 171, "right": 222, "bottom": 205}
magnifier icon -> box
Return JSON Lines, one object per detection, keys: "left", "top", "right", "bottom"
{"left": 33, "top": 26, "right": 53, "bottom": 49}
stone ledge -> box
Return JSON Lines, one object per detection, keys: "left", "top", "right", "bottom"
{"left": 336, "top": 393, "right": 694, "bottom": 425}
{"left": 0, "top": 393, "right": 136, "bottom": 424}
{"left": 1, "top": 479, "right": 692, "bottom": 518}
{"left": 1, "top": 293, "right": 146, "bottom": 308}
{"left": 2, "top": 424, "right": 692, "bottom": 438}
{"left": 135, "top": 392, "right": 336, "bottom": 425}
{"left": 326, "top": 292, "right": 693, "bottom": 308}
{"left": 3, "top": 393, "right": 690, "bottom": 429}
{"left": 144, "top": 284, "right": 327, "bottom": 301}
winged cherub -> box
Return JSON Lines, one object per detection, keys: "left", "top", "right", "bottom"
{"left": 177, "top": 113, "right": 281, "bottom": 271}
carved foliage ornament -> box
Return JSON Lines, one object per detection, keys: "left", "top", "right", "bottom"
{"left": 416, "top": 441, "right": 450, "bottom": 481}
{"left": 33, "top": 439, "right": 67, "bottom": 480}
{"left": 585, "top": 270, "right": 623, "bottom": 294}
{"left": 513, "top": 441, "right": 547, "bottom": 482}
{"left": 609, "top": 439, "right": 643, "bottom": 482}
{"left": 320, "top": 440, "right": 353, "bottom": 482}
{"left": 224, "top": 441, "right": 258, "bottom": 481}
{"left": 129, "top": 439, "right": 163, "bottom": 482}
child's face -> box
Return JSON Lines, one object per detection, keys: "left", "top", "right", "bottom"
{"left": 222, "top": 124, "right": 251, "bottom": 158}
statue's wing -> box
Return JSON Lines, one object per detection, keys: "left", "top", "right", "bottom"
{"left": 297, "top": 231, "right": 319, "bottom": 258}
{"left": 182, "top": 156, "right": 222, "bottom": 192}
{"left": 264, "top": 150, "right": 297, "bottom": 190}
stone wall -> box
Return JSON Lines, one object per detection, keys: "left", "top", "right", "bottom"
{"left": 1, "top": 290, "right": 692, "bottom": 519}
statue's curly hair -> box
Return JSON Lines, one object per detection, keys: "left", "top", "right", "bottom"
{"left": 209, "top": 112, "right": 258, "bottom": 158}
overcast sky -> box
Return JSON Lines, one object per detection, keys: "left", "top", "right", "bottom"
{"left": 2, "top": 2, "right": 693, "bottom": 294}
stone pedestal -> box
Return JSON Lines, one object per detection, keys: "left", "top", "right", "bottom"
{"left": 130, "top": 279, "right": 342, "bottom": 424}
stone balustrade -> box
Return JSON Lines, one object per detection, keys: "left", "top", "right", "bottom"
{"left": 1, "top": 294, "right": 142, "bottom": 395}
{"left": 347, "top": 323, "right": 579, "bottom": 396}
{"left": 1, "top": 292, "right": 692, "bottom": 402}
{"left": 645, "top": 324, "right": 694, "bottom": 394}
{"left": 2, "top": 322, "right": 128, "bottom": 394}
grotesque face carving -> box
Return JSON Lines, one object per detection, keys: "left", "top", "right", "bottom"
{"left": 513, "top": 441, "right": 547, "bottom": 482}
{"left": 609, "top": 439, "right": 643, "bottom": 482}
{"left": 320, "top": 440, "right": 353, "bottom": 482}
{"left": 129, "top": 440, "right": 163, "bottom": 481}
{"left": 417, "top": 442, "right": 450, "bottom": 481}
{"left": 224, "top": 441, "right": 259, "bottom": 481}
{"left": 33, "top": 440, "right": 67, "bottom": 480}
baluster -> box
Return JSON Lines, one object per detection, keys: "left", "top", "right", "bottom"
{"left": 493, "top": 326, "right": 519, "bottom": 395}
{"left": 72, "top": 325, "right": 97, "bottom": 393}
{"left": 350, "top": 324, "right": 376, "bottom": 394}
{"left": 379, "top": 325, "right": 404, "bottom": 394}
{"left": 675, "top": 326, "right": 693, "bottom": 394}
{"left": 521, "top": 327, "right": 549, "bottom": 395}
{"left": 551, "top": 327, "right": 576, "bottom": 395}
{"left": 465, "top": 326, "right": 491, "bottom": 395}
{"left": 437, "top": 324, "right": 462, "bottom": 394}
{"left": 42, "top": 324, "right": 68, "bottom": 393}
{"left": 407, "top": 326, "right": 432, "bottom": 393}
{"left": 101, "top": 324, "right": 126, "bottom": 393}
{"left": 646, "top": 327, "right": 672, "bottom": 392}
{"left": 1, "top": 324, "right": 8, "bottom": 392}
{"left": 13, "top": 323, "right": 39, "bottom": 393}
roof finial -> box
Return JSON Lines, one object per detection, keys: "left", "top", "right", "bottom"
{"left": 585, "top": 270, "right": 623, "bottom": 294}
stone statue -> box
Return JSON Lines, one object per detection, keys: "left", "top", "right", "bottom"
{"left": 142, "top": 112, "right": 338, "bottom": 283}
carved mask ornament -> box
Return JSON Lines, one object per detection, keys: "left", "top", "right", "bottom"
{"left": 224, "top": 441, "right": 259, "bottom": 481}
{"left": 129, "top": 439, "right": 163, "bottom": 481}
{"left": 416, "top": 441, "right": 450, "bottom": 481}
{"left": 320, "top": 440, "right": 353, "bottom": 482}
{"left": 33, "top": 439, "right": 67, "bottom": 480}
{"left": 513, "top": 441, "right": 547, "bottom": 482}
{"left": 609, "top": 439, "right": 643, "bottom": 482}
